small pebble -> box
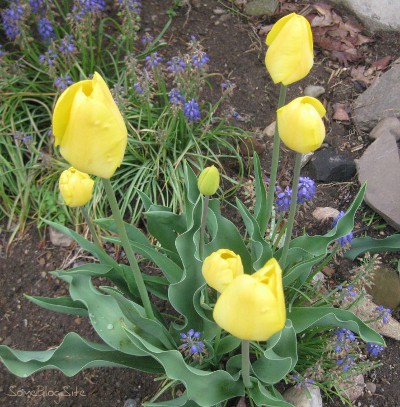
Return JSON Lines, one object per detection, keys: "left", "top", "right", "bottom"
{"left": 304, "top": 85, "right": 326, "bottom": 98}
{"left": 365, "top": 382, "right": 377, "bottom": 394}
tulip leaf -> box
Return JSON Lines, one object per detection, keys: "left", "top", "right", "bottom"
{"left": 283, "top": 253, "right": 325, "bottom": 287}
{"left": 215, "top": 335, "right": 241, "bottom": 356}
{"left": 284, "top": 184, "right": 366, "bottom": 256}
{"left": 100, "top": 286, "right": 175, "bottom": 349}
{"left": 253, "top": 153, "right": 268, "bottom": 236}
{"left": 206, "top": 199, "right": 252, "bottom": 272}
{"left": 0, "top": 332, "right": 163, "bottom": 378}
{"left": 24, "top": 295, "right": 88, "bottom": 317}
{"left": 235, "top": 198, "right": 272, "bottom": 270}
{"left": 144, "top": 394, "right": 199, "bottom": 407}
{"left": 252, "top": 320, "right": 298, "bottom": 384}
{"left": 123, "top": 327, "right": 244, "bottom": 406}
{"left": 248, "top": 381, "right": 293, "bottom": 407}
{"left": 184, "top": 160, "right": 201, "bottom": 206}
{"left": 288, "top": 307, "right": 385, "bottom": 345}
{"left": 344, "top": 234, "right": 400, "bottom": 260}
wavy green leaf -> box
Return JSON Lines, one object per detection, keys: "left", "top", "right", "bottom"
{"left": 248, "top": 381, "right": 293, "bottom": 407}
{"left": 25, "top": 295, "right": 88, "bottom": 317}
{"left": 344, "top": 234, "right": 400, "bottom": 260}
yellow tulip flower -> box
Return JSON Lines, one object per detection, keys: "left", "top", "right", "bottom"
{"left": 265, "top": 13, "right": 313, "bottom": 85}
{"left": 202, "top": 249, "right": 244, "bottom": 293}
{"left": 277, "top": 96, "right": 326, "bottom": 154}
{"left": 52, "top": 72, "right": 127, "bottom": 179}
{"left": 59, "top": 167, "right": 94, "bottom": 207}
{"left": 213, "top": 258, "right": 286, "bottom": 341}
{"left": 198, "top": 166, "right": 220, "bottom": 196}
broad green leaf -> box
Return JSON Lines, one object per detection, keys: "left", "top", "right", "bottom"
{"left": 25, "top": 295, "right": 88, "bottom": 317}
{"left": 289, "top": 307, "right": 385, "bottom": 345}
{"left": 215, "top": 335, "right": 241, "bottom": 356}
{"left": 283, "top": 253, "right": 325, "bottom": 287}
{"left": 124, "top": 328, "right": 244, "bottom": 406}
{"left": 344, "top": 234, "right": 400, "bottom": 260}
{"left": 0, "top": 332, "right": 162, "bottom": 377}
{"left": 252, "top": 320, "right": 298, "bottom": 384}
{"left": 248, "top": 381, "right": 294, "bottom": 407}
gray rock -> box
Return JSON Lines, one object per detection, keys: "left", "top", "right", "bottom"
{"left": 339, "top": 374, "right": 364, "bottom": 402}
{"left": 283, "top": 385, "right": 323, "bottom": 407}
{"left": 49, "top": 227, "right": 73, "bottom": 247}
{"left": 124, "top": 399, "right": 139, "bottom": 407}
{"left": 353, "top": 65, "right": 400, "bottom": 132}
{"left": 365, "top": 381, "right": 377, "bottom": 394}
{"left": 328, "top": 0, "right": 400, "bottom": 31}
{"left": 367, "top": 265, "right": 400, "bottom": 309}
{"left": 357, "top": 134, "right": 400, "bottom": 230}
{"left": 304, "top": 85, "right": 326, "bottom": 98}
{"left": 244, "top": 0, "right": 278, "bottom": 16}
{"left": 370, "top": 117, "right": 400, "bottom": 141}
{"left": 306, "top": 148, "right": 356, "bottom": 182}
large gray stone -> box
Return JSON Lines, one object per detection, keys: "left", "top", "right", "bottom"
{"left": 244, "top": 0, "right": 278, "bottom": 16}
{"left": 283, "top": 385, "right": 323, "bottom": 407}
{"left": 329, "top": 0, "right": 400, "bottom": 31}
{"left": 357, "top": 134, "right": 400, "bottom": 230}
{"left": 367, "top": 265, "right": 400, "bottom": 309}
{"left": 370, "top": 117, "right": 400, "bottom": 141}
{"left": 353, "top": 65, "right": 400, "bottom": 132}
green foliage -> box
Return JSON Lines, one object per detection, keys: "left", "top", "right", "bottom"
{"left": 0, "top": 158, "right": 384, "bottom": 406}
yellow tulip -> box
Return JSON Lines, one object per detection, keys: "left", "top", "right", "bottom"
{"left": 197, "top": 165, "right": 220, "bottom": 196}
{"left": 59, "top": 167, "right": 94, "bottom": 207}
{"left": 52, "top": 72, "right": 127, "bottom": 179}
{"left": 265, "top": 13, "right": 313, "bottom": 85}
{"left": 202, "top": 249, "right": 244, "bottom": 293}
{"left": 213, "top": 258, "right": 286, "bottom": 341}
{"left": 277, "top": 96, "right": 326, "bottom": 154}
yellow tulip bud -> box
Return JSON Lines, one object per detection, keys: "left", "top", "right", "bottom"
{"left": 197, "top": 166, "right": 220, "bottom": 196}
{"left": 202, "top": 249, "right": 244, "bottom": 293}
{"left": 213, "top": 258, "right": 286, "bottom": 341}
{"left": 59, "top": 167, "right": 94, "bottom": 207}
{"left": 277, "top": 96, "right": 326, "bottom": 154}
{"left": 265, "top": 13, "right": 313, "bottom": 85}
{"left": 52, "top": 72, "right": 127, "bottom": 179}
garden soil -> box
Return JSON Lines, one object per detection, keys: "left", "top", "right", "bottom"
{"left": 1, "top": 0, "right": 400, "bottom": 406}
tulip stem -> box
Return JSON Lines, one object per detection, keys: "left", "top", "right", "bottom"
{"left": 241, "top": 340, "right": 253, "bottom": 389}
{"left": 199, "top": 195, "right": 209, "bottom": 260}
{"left": 280, "top": 153, "right": 303, "bottom": 269}
{"left": 80, "top": 206, "right": 103, "bottom": 251}
{"left": 264, "top": 84, "right": 287, "bottom": 232}
{"left": 102, "top": 178, "right": 155, "bottom": 320}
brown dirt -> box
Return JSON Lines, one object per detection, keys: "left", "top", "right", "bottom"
{"left": 1, "top": 0, "right": 400, "bottom": 406}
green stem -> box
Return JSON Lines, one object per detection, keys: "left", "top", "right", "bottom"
{"left": 280, "top": 153, "right": 303, "bottom": 269}
{"left": 241, "top": 340, "right": 253, "bottom": 389}
{"left": 80, "top": 206, "right": 103, "bottom": 251}
{"left": 199, "top": 195, "right": 209, "bottom": 260}
{"left": 102, "top": 178, "right": 155, "bottom": 320}
{"left": 265, "top": 84, "right": 287, "bottom": 229}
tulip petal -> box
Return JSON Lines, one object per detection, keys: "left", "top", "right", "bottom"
{"left": 301, "top": 96, "right": 326, "bottom": 117}
{"left": 59, "top": 88, "right": 127, "bottom": 179}
{"left": 265, "top": 13, "right": 295, "bottom": 46}
{"left": 213, "top": 274, "right": 285, "bottom": 341}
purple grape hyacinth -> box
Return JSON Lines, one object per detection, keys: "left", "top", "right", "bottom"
{"left": 276, "top": 186, "right": 292, "bottom": 212}
{"left": 297, "top": 176, "right": 316, "bottom": 204}
{"left": 169, "top": 88, "right": 185, "bottom": 106}
{"left": 332, "top": 211, "right": 353, "bottom": 247}
{"left": 184, "top": 99, "right": 201, "bottom": 122}
{"left": 1, "top": 1, "right": 24, "bottom": 41}
{"left": 179, "top": 329, "right": 206, "bottom": 362}
{"left": 38, "top": 17, "right": 55, "bottom": 42}
{"left": 366, "top": 342, "right": 385, "bottom": 357}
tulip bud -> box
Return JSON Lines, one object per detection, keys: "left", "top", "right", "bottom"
{"left": 202, "top": 249, "right": 243, "bottom": 293}
{"left": 59, "top": 167, "right": 94, "bottom": 207}
{"left": 277, "top": 96, "right": 326, "bottom": 154}
{"left": 52, "top": 72, "right": 127, "bottom": 179}
{"left": 265, "top": 13, "right": 313, "bottom": 85}
{"left": 213, "top": 258, "right": 286, "bottom": 341}
{"left": 197, "top": 166, "right": 220, "bottom": 196}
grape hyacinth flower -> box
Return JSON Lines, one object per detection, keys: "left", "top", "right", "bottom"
{"left": 30, "top": 0, "right": 46, "bottom": 14}
{"left": 296, "top": 176, "right": 316, "bottom": 204}
{"left": 167, "top": 56, "right": 186, "bottom": 73}
{"left": 133, "top": 82, "right": 143, "bottom": 95}
{"left": 140, "top": 33, "right": 153, "bottom": 46}
{"left": 375, "top": 305, "right": 391, "bottom": 324}
{"left": 179, "top": 329, "right": 206, "bottom": 362}
{"left": 59, "top": 35, "right": 76, "bottom": 55}
{"left": 366, "top": 342, "right": 385, "bottom": 357}
{"left": 332, "top": 211, "right": 353, "bottom": 247}
{"left": 38, "top": 17, "right": 55, "bottom": 42}
{"left": 54, "top": 75, "right": 74, "bottom": 91}
{"left": 184, "top": 99, "right": 201, "bottom": 122}
{"left": 78, "top": 0, "right": 106, "bottom": 13}
{"left": 221, "top": 80, "right": 236, "bottom": 96}
{"left": 337, "top": 284, "right": 356, "bottom": 300}
{"left": 39, "top": 48, "right": 58, "bottom": 67}
{"left": 145, "top": 52, "right": 163, "bottom": 68}
{"left": 293, "top": 374, "right": 315, "bottom": 389}
{"left": 168, "top": 88, "right": 185, "bottom": 106}
{"left": 191, "top": 51, "right": 209, "bottom": 69}
{"left": 275, "top": 186, "right": 292, "bottom": 212}
{"left": 117, "top": 0, "right": 142, "bottom": 13}
{"left": 336, "top": 355, "right": 355, "bottom": 372}
{"left": 333, "top": 328, "right": 356, "bottom": 353}
{"left": 1, "top": 1, "right": 25, "bottom": 41}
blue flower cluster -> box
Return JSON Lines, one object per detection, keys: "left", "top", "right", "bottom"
{"left": 276, "top": 186, "right": 292, "bottom": 212}
{"left": 1, "top": 1, "right": 24, "bottom": 41}
{"left": 336, "top": 355, "right": 355, "bottom": 372}
{"left": 333, "top": 328, "right": 356, "bottom": 353}
{"left": 30, "top": 0, "right": 46, "bottom": 14}
{"left": 337, "top": 284, "right": 356, "bottom": 300}
{"left": 59, "top": 35, "right": 76, "bottom": 55}
{"left": 37, "top": 17, "right": 54, "bottom": 42}
{"left": 179, "top": 329, "right": 206, "bottom": 362}
{"left": 375, "top": 305, "right": 391, "bottom": 324}
{"left": 117, "top": 0, "right": 142, "bottom": 12}
{"left": 366, "top": 342, "right": 385, "bottom": 357}
{"left": 167, "top": 56, "right": 186, "bottom": 73}
{"left": 145, "top": 52, "right": 163, "bottom": 68}
{"left": 191, "top": 51, "right": 209, "bottom": 69}
{"left": 293, "top": 374, "right": 314, "bottom": 389}
{"left": 183, "top": 99, "right": 201, "bottom": 122}
{"left": 332, "top": 211, "right": 353, "bottom": 247}
{"left": 168, "top": 88, "right": 185, "bottom": 106}
{"left": 297, "top": 176, "right": 316, "bottom": 204}
{"left": 55, "top": 75, "right": 74, "bottom": 91}
{"left": 39, "top": 48, "right": 57, "bottom": 67}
